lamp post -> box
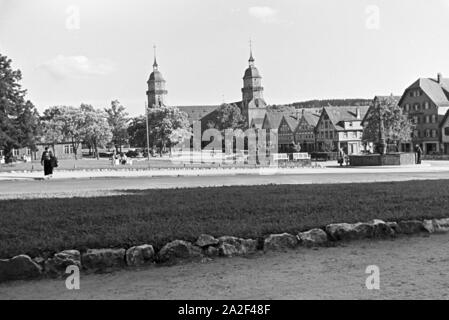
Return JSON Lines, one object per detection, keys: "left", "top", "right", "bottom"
{"left": 378, "top": 101, "right": 386, "bottom": 155}
{"left": 145, "top": 102, "right": 151, "bottom": 163}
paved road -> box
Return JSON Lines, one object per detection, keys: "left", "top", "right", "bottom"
{"left": 2, "top": 233, "right": 449, "bottom": 299}
{"left": 1, "top": 170, "right": 449, "bottom": 199}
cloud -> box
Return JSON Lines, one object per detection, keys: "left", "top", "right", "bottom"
{"left": 248, "top": 6, "right": 278, "bottom": 23}
{"left": 39, "top": 55, "right": 115, "bottom": 79}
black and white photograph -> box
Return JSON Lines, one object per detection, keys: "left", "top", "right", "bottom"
{"left": 1, "top": 0, "right": 449, "bottom": 307}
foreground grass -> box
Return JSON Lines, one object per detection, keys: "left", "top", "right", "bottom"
{"left": 1, "top": 180, "right": 448, "bottom": 258}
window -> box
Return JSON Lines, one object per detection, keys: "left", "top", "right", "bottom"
{"left": 432, "top": 129, "right": 437, "bottom": 138}
{"left": 425, "top": 129, "right": 431, "bottom": 138}
{"left": 432, "top": 115, "right": 437, "bottom": 123}
{"left": 445, "top": 128, "right": 449, "bottom": 136}
{"left": 425, "top": 115, "right": 430, "bottom": 123}
{"left": 0, "top": 150, "right": 3, "bottom": 156}
{"left": 413, "top": 116, "right": 419, "bottom": 124}
{"left": 413, "top": 130, "right": 419, "bottom": 138}
{"left": 415, "top": 104, "right": 420, "bottom": 111}
{"left": 424, "top": 101, "right": 430, "bottom": 110}
{"left": 405, "top": 104, "right": 410, "bottom": 112}
{"left": 64, "top": 144, "right": 74, "bottom": 154}
{"left": 12, "top": 149, "right": 19, "bottom": 156}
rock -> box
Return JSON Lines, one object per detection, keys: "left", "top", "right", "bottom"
{"left": 195, "top": 234, "right": 219, "bottom": 248}
{"left": 397, "top": 220, "right": 425, "bottom": 234}
{"left": 297, "top": 229, "right": 328, "bottom": 247}
{"left": 82, "top": 248, "right": 126, "bottom": 272}
{"left": 423, "top": 220, "right": 435, "bottom": 233}
{"left": 370, "top": 219, "right": 395, "bottom": 238}
{"left": 422, "top": 218, "right": 449, "bottom": 234}
{"left": 203, "top": 246, "right": 219, "bottom": 257}
{"left": 0, "top": 255, "right": 42, "bottom": 282}
{"left": 386, "top": 221, "right": 400, "bottom": 233}
{"left": 157, "top": 240, "right": 202, "bottom": 264}
{"left": 126, "top": 245, "right": 155, "bottom": 267}
{"left": 45, "top": 250, "right": 81, "bottom": 276}
{"left": 218, "top": 236, "right": 258, "bottom": 257}
{"left": 264, "top": 233, "right": 298, "bottom": 251}
{"left": 325, "top": 223, "right": 363, "bottom": 241}
{"left": 433, "top": 218, "right": 449, "bottom": 233}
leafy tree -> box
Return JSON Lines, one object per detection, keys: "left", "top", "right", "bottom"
{"left": 82, "top": 104, "right": 112, "bottom": 159}
{"left": 148, "top": 105, "right": 190, "bottom": 155}
{"left": 105, "top": 100, "right": 129, "bottom": 152}
{"left": 206, "top": 103, "right": 246, "bottom": 131}
{"left": 40, "top": 106, "right": 65, "bottom": 152}
{"left": 362, "top": 96, "right": 414, "bottom": 148}
{"left": 127, "top": 116, "right": 147, "bottom": 148}
{"left": 0, "top": 54, "right": 40, "bottom": 162}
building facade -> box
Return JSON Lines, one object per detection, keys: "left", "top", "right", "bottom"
{"left": 315, "top": 106, "right": 369, "bottom": 154}
{"left": 398, "top": 74, "right": 449, "bottom": 154}
{"left": 294, "top": 109, "right": 321, "bottom": 152}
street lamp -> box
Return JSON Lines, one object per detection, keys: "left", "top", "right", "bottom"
{"left": 378, "top": 100, "right": 386, "bottom": 155}
{"left": 145, "top": 102, "right": 151, "bottom": 163}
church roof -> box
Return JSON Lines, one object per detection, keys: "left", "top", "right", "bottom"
{"left": 148, "top": 70, "right": 165, "bottom": 82}
{"left": 176, "top": 105, "right": 220, "bottom": 124}
{"left": 243, "top": 66, "right": 261, "bottom": 79}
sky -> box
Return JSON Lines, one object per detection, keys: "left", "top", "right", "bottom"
{"left": 2, "top": 0, "right": 449, "bottom": 116}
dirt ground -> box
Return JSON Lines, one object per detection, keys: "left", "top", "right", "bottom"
{"left": 1, "top": 233, "right": 449, "bottom": 300}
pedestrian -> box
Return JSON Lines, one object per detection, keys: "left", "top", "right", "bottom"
{"left": 415, "top": 144, "right": 423, "bottom": 164}
{"left": 49, "top": 150, "right": 58, "bottom": 177}
{"left": 40, "top": 147, "right": 52, "bottom": 179}
{"left": 337, "top": 148, "right": 345, "bottom": 167}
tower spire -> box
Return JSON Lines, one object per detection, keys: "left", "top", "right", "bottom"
{"left": 153, "top": 45, "right": 158, "bottom": 70}
{"left": 249, "top": 38, "right": 255, "bottom": 66}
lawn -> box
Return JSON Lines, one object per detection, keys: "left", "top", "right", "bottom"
{"left": 1, "top": 180, "right": 448, "bottom": 258}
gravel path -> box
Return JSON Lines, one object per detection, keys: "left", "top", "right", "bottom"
{"left": 1, "top": 234, "right": 449, "bottom": 300}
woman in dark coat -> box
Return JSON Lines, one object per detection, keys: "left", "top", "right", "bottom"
{"left": 41, "top": 147, "right": 53, "bottom": 178}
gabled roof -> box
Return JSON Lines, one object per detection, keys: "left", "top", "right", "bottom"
{"left": 284, "top": 115, "right": 299, "bottom": 131}
{"left": 250, "top": 117, "right": 265, "bottom": 129}
{"left": 399, "top": 77, "right": 449, "bottom": 108}
{"left": 262, "top": 112, "right": 284, "bottom": 130}
{"left": 321, "top": 106, "right": 369, "bottom": 131}
{"left": 176, "top": 105, "right": 220, "bottom": 124}
{"left": 439, "top": 109, "right": 449, "bottom": 128}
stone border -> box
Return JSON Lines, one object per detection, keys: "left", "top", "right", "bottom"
{"left": 1, "top": 217, "right": 448, "bottom": 283}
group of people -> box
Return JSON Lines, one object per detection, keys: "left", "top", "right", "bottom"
{"left": 112, "top": 151, "right": 131, "bottom": 166}
{"left": 41, "top": 147, "right": 58, "bottom": 179}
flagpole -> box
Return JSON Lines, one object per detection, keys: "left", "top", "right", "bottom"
{"left": 145, "top": 101, "right": 151, "bottom": 163}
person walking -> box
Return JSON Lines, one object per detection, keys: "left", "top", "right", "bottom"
{"left": 49, "top": 150, "right": 58, "bottom": 178}
{"left": 40, "top": 147, "right": 52, "bottom": 179}
{"left": 415, "top": 144, "right": 423, "bottom": 164}
{"left": 338, "top": 147, "right": 345, "bottom": 167}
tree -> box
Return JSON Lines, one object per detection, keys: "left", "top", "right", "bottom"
{"left": 148, "top": 105, "right": 190, "bottom": 155}
{"left": 82, "top": 104, "right": 112, "bottom": 159}
{"left": 206, "top": 103, "right": 246, "bottom": 131}
{"left": 105, "top": 100, "right": 129, "bottom": 152}
{"left": 0, "top": 54, "right": 40, "bottom": 162}
{"left": 40, "top": 106, "right": 65, "bottom": 152}
{"left": 127, "top": 116, "right": 147, "bottom": 148}
{"left": 362, "top": 96, "right": 414, "bottom": 149}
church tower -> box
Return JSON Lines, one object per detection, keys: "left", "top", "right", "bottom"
{"left": 146, "top": 46, "right": 167, "bottom": 108}
{"left": 241, "top": 43, "right": 267, "bottom": 127}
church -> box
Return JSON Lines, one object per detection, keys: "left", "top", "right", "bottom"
{"left": 146, "top": 46, "right": 269, "bottom": 130}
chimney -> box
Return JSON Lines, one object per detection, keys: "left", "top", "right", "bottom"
{"left": 356, "top": 107, "right": 361, "bottom": 120}
{"left": 438, "top": 73, "right": 443, "bottom": 84}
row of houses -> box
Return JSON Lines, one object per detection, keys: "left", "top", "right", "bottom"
{"left": 258, "top": 73, "right": 449, "bottom": 156}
